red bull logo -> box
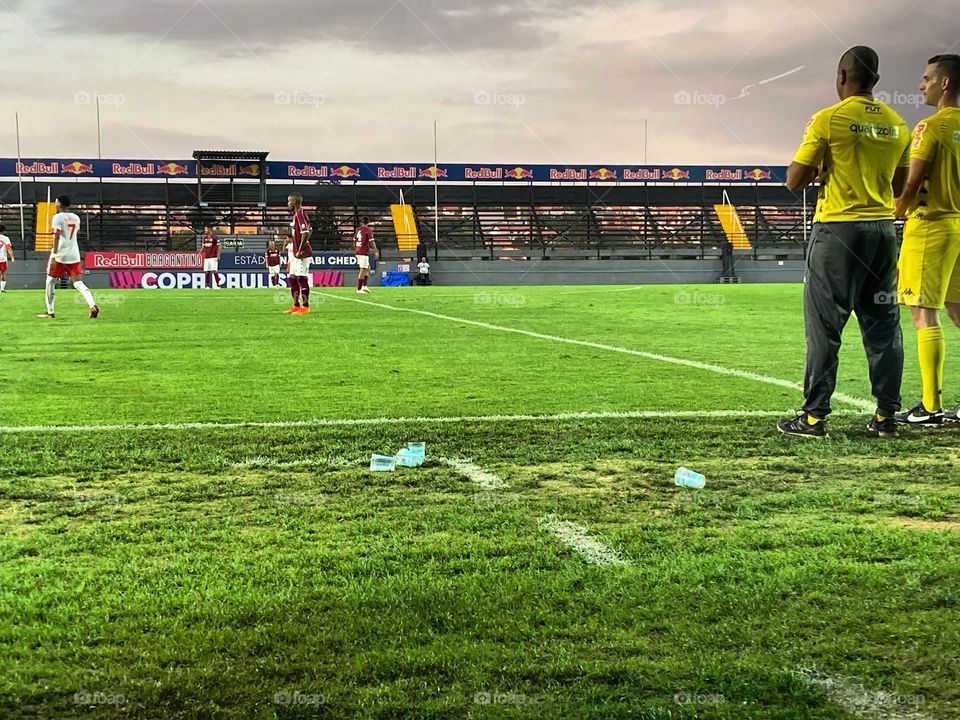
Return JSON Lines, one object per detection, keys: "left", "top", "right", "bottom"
{"left": 744, "top": 168, "right": 772, "bottom": 181}
{"left": 157, "top": 162, "right": 190, "bottom": 176}
{"left": 706, "top": 169, "right": 742, "bottom": 181}
{"left": 199, "top": 163, "right": 236, "bottom": 177}
{"left": 503, "top": 166, "right": 534, "bottom": 180}
{"left": 589, "top": 168, "right": 617, "bottom": 181}
{"left": 289, "top": 165, "right": 328, "bottom": 178}
{"left": 238, "top": 163, "right": 261, "bottom": 177}
{"left": 623, "top": 168, "right": 661, "bottom": 181}
{"left": 419, "top": 166, "right": 448, "bottom": 179}
{"left": 16, "top": 161, "right": 59, "bottom": 175}
{"left": 377, "top": 166, "right": 417, "bottom": 180}
{"left": 550, "top": 169, "right": 587, "bottom": 181}
{"left": 330, "top": 165, "right": 361, "bottom": 178}
{"left": 465, "top": 167, "right": 503, "bottom": 180}
{"left": 63, "top": 161, "right": 94, "bottom": 175}
{"left": 664, "top": 167, "right": 691, "bottom": 181}
{"left": 112, "top": 162, "right": 155, "bottom": 176}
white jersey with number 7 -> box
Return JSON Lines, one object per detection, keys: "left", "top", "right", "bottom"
{"left": 52, "top": 212, "right": 82, "bottom": 263}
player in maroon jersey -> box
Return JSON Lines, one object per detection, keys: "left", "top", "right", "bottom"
{"left": 353, "top": 217, "right": 379, "bottom": 294}
{"left": 265, "top": 239, "right": 282, "bottom": 287}
{"left": 201, "top": 226, "right": 220, "bottom": 289}
{"left": 285, "top": 194, "right": 312, "bottom": 314}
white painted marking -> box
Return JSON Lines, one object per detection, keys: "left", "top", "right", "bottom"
{"left": 316, "top": 293, "right": 874, "bottom": 413}
{"left": 539, "top": 516, "right": 627, "bottom": 567}
{"left": 0, "top": 409, "right": 804, "bottom": 434}
{"left": 441, "top": 458, "right": 507, "bottom": 489}
{"left": 794, "top": 669, "right": 930, "bottom": 720}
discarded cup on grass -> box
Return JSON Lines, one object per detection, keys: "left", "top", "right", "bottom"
{"left": 674, "top": 467, "right": 706, "bottom": 489}
{"left": 370, "top": 454, "right": 396, "bottom": 472}
{"left": 407, "top": 442, "right": 426, "bottom": 462}
{"left": 395, "top": 449, "right": 420, "bottom": 467}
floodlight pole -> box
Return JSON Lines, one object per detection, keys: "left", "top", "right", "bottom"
{"left": 15, "top": 112, "right": 25, "bottom": 244}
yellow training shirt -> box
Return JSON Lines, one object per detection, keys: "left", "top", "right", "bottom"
{"left": 793, "top": 96, "right": 910, "bottom": 223}
{"left": 909, "top": 107, "right": 960, "bottom": 221}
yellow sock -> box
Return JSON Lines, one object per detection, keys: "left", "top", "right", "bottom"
{"left": 917, "top": 326, "right": 945, "bottom": 411}
{"left": 806, "top": 415, "right": 821, "bottom": 425}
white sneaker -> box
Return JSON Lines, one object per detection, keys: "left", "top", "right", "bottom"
{"left": 359, "top": 287, "right": 370, "bottom": 294}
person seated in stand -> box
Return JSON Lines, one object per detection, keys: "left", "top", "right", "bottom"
{"left": 415, "top": 257, "right": 431, "bottom": 286}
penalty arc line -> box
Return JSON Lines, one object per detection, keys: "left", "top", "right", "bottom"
{"left": 440, "top": 458, "right": 626, "bottom": 567}
{"left": 314, "top": 293, "right": 874, "bottom": 413}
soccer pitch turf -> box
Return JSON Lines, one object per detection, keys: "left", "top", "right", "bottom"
{"left": 2, "top": 284, "right": 960, "bottom": 719}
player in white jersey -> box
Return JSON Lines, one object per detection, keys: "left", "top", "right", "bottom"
{"left": 38, "top": 195, "right": 99, "bottom": 319}
{"left": 0, "top": 226, "right": 14, "bottom": 292}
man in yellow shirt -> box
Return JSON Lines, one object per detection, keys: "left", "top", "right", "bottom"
{"left": 894, "top": 54, "right": 960, "bottom": 425}
{"left": 778, "top": 46, "right": 910, "bottom": 439}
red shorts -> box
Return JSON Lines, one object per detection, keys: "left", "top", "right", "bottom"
{"left": 0, "top": 262, "right": 6, "bottom": 272}
{"left": 48, "top": 260, "right": 83, "bottom": 278}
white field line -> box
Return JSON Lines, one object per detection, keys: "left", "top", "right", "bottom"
{"left": 315, "top": 293, "right": 874, "bottom": 413}
{"left": 0, "top": 409, "right": 805, "bottom": 434}
{"left": 539, "top": 516, "right": 628, "bottom": 567}
{"left": 441, "top": 458, "right": 507, "bottom": 490}
{"left": 793, "top": 669, "right": 931, "bottom": 720}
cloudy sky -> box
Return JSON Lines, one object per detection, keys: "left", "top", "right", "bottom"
{"left": 1, "top": 0, "right": 957, "bottom": 165}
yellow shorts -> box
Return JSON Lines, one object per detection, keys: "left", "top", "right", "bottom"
{"left": 897, "top": 217, "right": 960, "bottom": 308}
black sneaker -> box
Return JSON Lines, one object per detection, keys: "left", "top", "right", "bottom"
{"left": 777, "top": 412, "right": 828, "bottom": 438}
{"left": 945, "top": 407, "right": 960, "bottom": 423}
{"left": 894, "top": 401, "right": 943, "bottom": 425}
{"left": 867, "top": 415, "right": 898, "bottom": 438}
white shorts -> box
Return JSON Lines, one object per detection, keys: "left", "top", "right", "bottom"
{"left": 356, "top": 254, "right": 370, "bottom": 270}
{"left": 288, "top": 256, "right": 312, "bottom": 277}
{"left": 268, "top": 265, "right": 280, "bottom": 276}
{"left": 203, "top": 258, "right": 219, "bottom": 272}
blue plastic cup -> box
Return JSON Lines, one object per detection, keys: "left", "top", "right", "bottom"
{"left": 407, "top": 442, "right": 426, "bottom": 461}
{"left": 395, "top": 449, "right": 421, "bottom": 468}
{"left": 674, "top": 467, "right": 706, "bottom": 489}
{"left": 370, "top": 454, "right": 396, "bottom": 472}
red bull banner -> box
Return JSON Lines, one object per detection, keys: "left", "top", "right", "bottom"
{"left": 85, "top": 251, "right": 202, "bottom": 270}
{"left": 1, "top": 158, "right": 786, "bottom": 184}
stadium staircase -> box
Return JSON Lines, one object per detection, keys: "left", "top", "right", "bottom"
{"left": 390, "top": 202, "right": 419, "bottom": 252}
{"left": 714, "top": 200, "right": 752, "bottom": 250}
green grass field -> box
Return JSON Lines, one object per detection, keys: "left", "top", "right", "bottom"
{"left": 2, "top": 284, "right": 960, "bottom": 719}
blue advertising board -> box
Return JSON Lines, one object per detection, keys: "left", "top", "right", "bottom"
{"left": 1, "top": 158, "right": 787, "bottom": 184}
